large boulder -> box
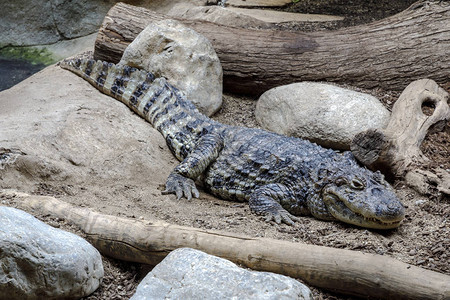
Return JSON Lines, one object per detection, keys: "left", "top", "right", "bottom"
{"left": 0, "top": 0, "right": 117, "bottom": 47}
{"left": 131, "top": 248, "right": 313, "bottom": 299}
{"left": 0, "top": 64, "right": 176, "bottom": 209}
{"left": 0, "top": 0, "right": 207, "bottom": 47}
{"left": 255, "top": 82, "right": 390, "bottom": 150}
{"left": 0, "top": 206, "right": 103, "bottom": 299}
{"left": 119, "top": 19, "right": 223, "bottom": 117}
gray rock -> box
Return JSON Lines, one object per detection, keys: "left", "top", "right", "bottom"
{"left": 226, "top": 0, "right": 292, "bottom": 7}
{"left": 169, "top": 3, "right": 343, "bottom": 25}
{"left": 0, "top": 206, "right": 103, "bottom": 299}
{"left": 131, "top": 248, "right": 312, "bottom": 300}
{"left": 227, "top": 7, "right": 344, "bottom": 23}
{"left": 167, "top": 4, "right": 271, "bottom": 29}
{"left": 0, "top": 0, "right": 207, "bottom": 47}
{"left": 0, "top": 0, "right": 116, "bottom": 47}
{"left": 144, "top": 0, "right": 208, "bottom": 15}
{"left": 0, "top": 0, "right": 58, "bottom": 46}
{"left": 255, "top": 82, "right": 390, "bottom": 150}
{"left": 119, "top": 19, "right": 223, "bottom": 117}
{"left": 0, "top": 65, "right": 178, "bottom": 214}
{"left": 51, "top": 0, "right": 116, "bottom": 40}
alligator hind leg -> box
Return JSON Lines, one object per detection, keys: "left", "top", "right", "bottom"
{"left": 249, "top": 183, "right": 302, "bottom": 225}
{"left": 162, "top": 133, "right": 224, "bottom": 200}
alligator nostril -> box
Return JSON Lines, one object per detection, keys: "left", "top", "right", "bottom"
{"left": 371, "top": 188, "right": 382, "bottom": 197}
{"left": 388, "top": 201, "right": 404, "bottom": 213}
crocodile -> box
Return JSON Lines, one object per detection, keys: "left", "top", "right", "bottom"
{"left": 60, "top": 58, "right": 405, "bottom": 229}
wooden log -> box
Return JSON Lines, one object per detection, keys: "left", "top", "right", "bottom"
{"left": 405, "top": 167, "right": 450, "bottom": 198}
{"left": 4, "top": 189, "right": 450, "bottom": 300}
{"left": 350, "top": 79, "right": 450, "bottom": 179}
{"left": 94, "top": 1, "right": 450, "bottom": 96}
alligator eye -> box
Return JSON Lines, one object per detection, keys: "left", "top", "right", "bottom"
{"left": 335, "top": 177, "right": 348, "bottom": 186}
{"left": 351, "top": 179, "right": 365, "bottom": 190}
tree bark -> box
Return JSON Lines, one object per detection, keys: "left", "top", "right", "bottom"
{"left": 5, "top": 189, "right": 450, "bottom": 300}
{"left": 94, "top": 1, "right": 450, "bottom": 96}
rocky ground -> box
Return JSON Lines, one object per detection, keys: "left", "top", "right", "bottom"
{"left": 1, "top": 1, "right": 448, "bottom": 299}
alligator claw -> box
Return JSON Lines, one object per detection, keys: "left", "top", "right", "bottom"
{"left": 264, "top": 209, "right": 299, "bottom": 226}
{"left": 162, "top": 173, "right": 199, "bottom": 201}
{"left": 249, "top": 184, "right": 300, "bottom": 226}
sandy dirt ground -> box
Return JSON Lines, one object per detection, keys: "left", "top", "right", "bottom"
{"left": 1, "top": 75, "right": 448, "bottom": 299}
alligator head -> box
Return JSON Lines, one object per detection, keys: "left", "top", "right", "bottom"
{"left": 308, "top": 154, "right": 405, "bottom": 229}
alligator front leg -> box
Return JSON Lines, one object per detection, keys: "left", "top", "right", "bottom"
{"left": 162, "top": 133, "right": 224, "bottom": 200}
{"left": 249, "top": 183, "right": 304, "bottom": 225}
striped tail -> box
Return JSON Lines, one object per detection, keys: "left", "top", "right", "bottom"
{"left": 59, "top": 58, "right": 221, "bottom": 161}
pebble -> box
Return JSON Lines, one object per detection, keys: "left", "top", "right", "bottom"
{"left": 415, "top": 199, "right": 427, "bottom": 205}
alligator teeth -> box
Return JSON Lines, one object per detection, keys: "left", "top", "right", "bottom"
{"left": 361, "top": 214, "right": 400, "bottom": 225}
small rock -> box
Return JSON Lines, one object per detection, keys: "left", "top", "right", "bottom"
{"left": 415, "top": 199, "right": 427, "bottom": 205}
{"left": 0, "top": 207, "right": 103, "bottom": 299}
{"left": 120, "top": 19, "right": 223, "bottom": 117}
{"left": 255, "top": 82, "right": 390, "bottom": 149}
{"left": 131, "top": 248, "right": 312, "bottom": 299}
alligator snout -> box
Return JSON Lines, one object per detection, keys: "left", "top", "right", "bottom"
{"left": 371, "top": 186, "right": 405, "bottom": 222}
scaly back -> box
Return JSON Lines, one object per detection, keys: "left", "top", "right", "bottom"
{"left": 60, "top": 58, "right": 222, "bottom": 160}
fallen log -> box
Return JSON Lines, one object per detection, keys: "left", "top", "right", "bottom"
{"left": 94, "top": 1, "right": 450, "bottom": 95}
{"left": 4, "top": 190, "right": 450, "bottom": 300}
{"left": 405, "top": 167, "right": 450, "bottom": 198}
{"left": 351, "top": 79, "right": 450, "bottom": 192}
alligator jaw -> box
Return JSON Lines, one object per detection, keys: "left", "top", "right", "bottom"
{"left": 323, "top": 192, "right": 404, "bottom": 230}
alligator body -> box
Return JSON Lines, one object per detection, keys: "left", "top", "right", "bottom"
{"left": 60, "top": 58, "right": 405, "bottom": 229}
